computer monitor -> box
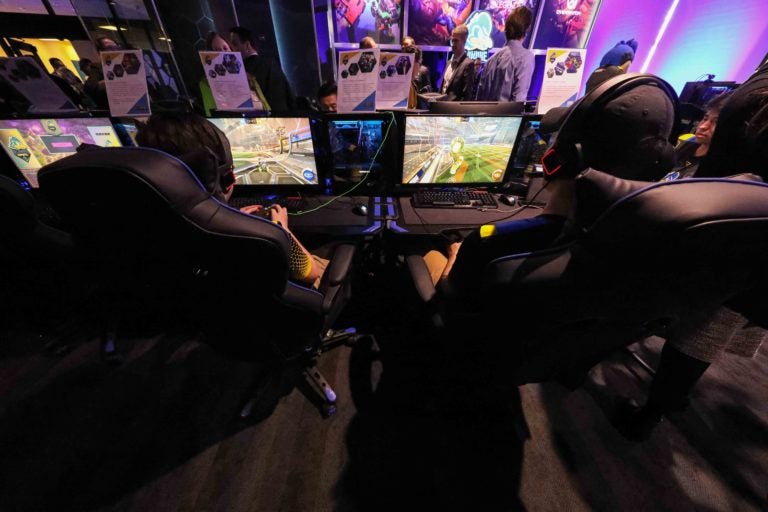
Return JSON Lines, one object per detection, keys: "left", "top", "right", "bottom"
{"left": 0, "top": 117, "right": 121, "bottom": 188}
{"left": 510, "top": 115, "right": 552, "bottom": 179}
{"left": 208, "top": 117, "right": 320, "bottom": 187}
{"left": 111, "top": 117, "right": 145, "bottom": 147}
{"left": 325, "top": 113, "right": 395, "bottom": 194}
{"left": 678, "top": 81, "right": 738, "bottom": 107}
{"left": 428, "top": 101, "right": 525, "bottom": 115}
{"left": 402, "top": 115, "right": 523, "bottom": 186}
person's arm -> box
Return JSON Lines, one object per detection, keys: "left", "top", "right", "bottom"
{"left": 440, "top": 241, "right": 463, "bottom": 281}
{"left": 269, "top": 205, "right": 321, "bottom": 285}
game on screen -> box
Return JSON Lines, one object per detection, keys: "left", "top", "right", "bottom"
{"left": 403, "top": 116, "right": 522, "bottom": 185}
{"left": 209, "top": 117, "right": 319, "bottom": 186}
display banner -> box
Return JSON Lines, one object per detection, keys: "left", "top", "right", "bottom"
{"left": 536, "top": 48, "right": 587, "bottom": 113}
{"left": 0, "top": 57, "right": 79, "bottom": 114}
{"left": 100, "top": 50, "right": 151, "bottom": 117}
{"left": 337, "top": 49, "right": 380, "bottom": 112}
{"left": 199, "top": 51, "right": 262, "bottom": 111}
{"left": 375, "top": 52, "right": 414, "bottom": 109}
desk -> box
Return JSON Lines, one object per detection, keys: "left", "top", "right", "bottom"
{"left": 388, "top": 195, "right": 543, "bottom": 236}
{"left": 286, "top": 195, "right": 384, "bottom": 237}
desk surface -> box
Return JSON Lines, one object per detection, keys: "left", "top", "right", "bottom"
{"left": 389, "top": 195, "right": 543, "bottom": 236}
{"left": 286, "top": 195, "right": 383, "bottom": 237}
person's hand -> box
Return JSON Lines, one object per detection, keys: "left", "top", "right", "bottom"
{"left": 240, "top": 204, "right": 263, "bottom": 215}
{"left": 270, "top": 204, "right": 289, "bottom": 228}
{"left": 447, "top": 241, "right": 462, "bottom": 258}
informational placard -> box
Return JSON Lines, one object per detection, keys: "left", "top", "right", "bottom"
{"left": 375, "top": 52, "right": 414, "bottom": 109}
{"left": 0, "top": 57, "right": 79, "bottom": 114}
{"left": 337, "top": 49, "right": 379, "bottom": 113}
{"left": 100, "top": 50, "right": 151, "bottom": 117}
{"left": 199, "top": 51, "right": 261, "bottom": 112}
{"left": 536, "top": 48, "right": 587, "bottom": 114}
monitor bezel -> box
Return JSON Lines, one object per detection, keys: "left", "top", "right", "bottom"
{"left": 396, "top": 113, "right": 525, "bottom": 192}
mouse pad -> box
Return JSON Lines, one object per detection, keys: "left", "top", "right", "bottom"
{"left": 400, "top": 198, "right": 523, "bottom": 227}
{"left": 290, "top": 196, "right": 370, "bottom": 226}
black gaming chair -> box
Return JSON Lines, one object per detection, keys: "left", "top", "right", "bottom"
{"left": 0, "top": 175, "right": 79, "bottom": 332}
{"left": 37, "top": 147, "right": 362, "bottom": 416}
{"left": 407, "top": 170, "right": 768, "bottom": 387}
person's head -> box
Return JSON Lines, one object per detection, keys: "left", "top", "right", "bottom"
{"left": 696, "top": 67, "right": 768, "bottom": 178}
{"left": 49, "top": 58, "right": 64, "bottom": 69}
{"left": 317, "top": 81, "right": 337, "bottom": 112}
{"left": 542, "top": 74, "right": 678, "bottom": 183}
{"left": 401, "top": 36, "right": 416, "bottom": 50}
{"left": 450, "top": 25, "right": 468, "bottom": 56}
{"left": 95, "top": 36, "right": 121, "bottom": 51}
{"left": 403, "top": 45, "right": 423, "bottom": 80}
{"left": 205, "top": 31, "right": 231, "bottom": 52}
{"left": 693, "top": 91, "right": 731, "bottom": 154}
{"left": 135, "top": 113, "right": 235, "bottom": 202}
{"left": 504, "top": 6, "right": 532, "bottom": 41}
{"left": 229, "top": 26, "right": 256, "bottom": 54}
{"left": 359, "top": 36, "right": 377, "bottom": 49}
{"left": 599, "top": 39, "right": 638, "bottom": 72}
{"left": 79, "top": 58, "right": 92, "bottom": 73}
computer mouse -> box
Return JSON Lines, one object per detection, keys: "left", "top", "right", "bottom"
{"left": 352, "top": 203, "right": 368, "bottom": 216}
{"left": 498, "top": 194, "right": 517, "bottom": 207}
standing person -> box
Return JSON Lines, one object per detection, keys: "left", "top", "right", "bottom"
{"left": 439, "top": 25, "right": 475, "bottom": 101}
{"left": 229, "top": 26, "right": 295, "bottom": 113}
{"left": 403, "top": 45, "right": 424, "bottom": 109}
{"left": 475, "top": 6, "right": 534, "bottom": 102}
{"left": 402, "top": 35, "right": 432, "bottom": 93}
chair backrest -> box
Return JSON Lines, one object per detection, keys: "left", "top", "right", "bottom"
{"left": 37, "top": 147, "right": 322, "bottom": 355}
{"left": 474, "top": 170, "right": 768, "bottom": 384}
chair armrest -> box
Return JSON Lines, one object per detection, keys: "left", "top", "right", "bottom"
{"left": 406, "top": 254, "right": 437, "bottom": 303}
{"left": 278, "top": 281, "right": 325, "bottom": 316}
{"left": 321, "top": 243, "right": 356, "bottom": 287}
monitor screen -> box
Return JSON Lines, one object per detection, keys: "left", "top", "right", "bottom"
{"left": 678, "top": 81, "right": 738, "bottom": 107}
{"left": 208, "top": 117, "right": 319, "bottom": 186}
{"left": 111, "top": 117, "right": 144, "bottom": 146}
{"left": 510, "top": 116, "right": 551, "bottom": 177}
{"left": 402, "top": 115, "right": 522, "bottom": 185}
{"left": 0, "top": 117, "right": 121, "bottom": 188}
{"left": 327, "top": 117, "right": 386, "bottom": 184}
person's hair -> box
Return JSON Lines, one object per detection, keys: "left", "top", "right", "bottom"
{"left": 452, "top": 24, "right": 469, "bottom": 42}
{"left": 505, "top": 6, "right": 533, "bottom": 40}
{"left": 49, "top": 58, "right": 63, "bottom": 67}
{"left": 401, "top": 36, "right": 416, "bottom": 49}
{"left": 79, "top": 58, "right": 92, "bottom": 69}
{"left": 95, "top": 36, "right": 119, "bottom": 51}
{"left": 403, "top": 45, "right": 422, "bottom": 64}
{"left": 135, "top": 112, "right": 233, "bottom": 198}
{"left": 229, "top": 26, "right": 256, "bottom": 47}
{"left": 359, "top": 36, "right": 376, "bottom": 49}
{"left": 205, "top": 31, "right": 228, "bottom": 51}
{"left": 317, "top": 81, "right": 337, "bottom": 100}
{"left": 704, "top": 91, "right": 732, "bottom": 115}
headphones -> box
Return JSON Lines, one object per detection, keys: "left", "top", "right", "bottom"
{"left": 178, "top": 123, "right": 236, "bottom": 196}
{"left": 541, "top": 73, "right": 680, "bottom": 181}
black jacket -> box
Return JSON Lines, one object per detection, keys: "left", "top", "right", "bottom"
{"left": 440, "top": 52, "right": 476, "bottom": 101}
{"left": 243, "top": 54, "right": 295, "bottom": 113}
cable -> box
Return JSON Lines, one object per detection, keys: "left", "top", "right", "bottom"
{"left": 289, "top": 111, "right": 396, "bottom": 216}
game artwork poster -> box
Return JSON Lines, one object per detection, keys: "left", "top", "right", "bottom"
{"left": 532, "top": 0, "right": 601, "bottom": 49}
{"left": 406, "top": 0, "right": 474, "bottom": 48}
{"left": 333, "top": 0, "right": 403, "bottom": 46}
{"left": 475, "top": 0, "right": 540, "bottom": 48}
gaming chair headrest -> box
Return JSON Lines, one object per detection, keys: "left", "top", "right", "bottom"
{"left": 696, "top": 63, "right": 768, "bottom": 178}
{"left": 541, "top": 73, "right": 679, "bottom": 182}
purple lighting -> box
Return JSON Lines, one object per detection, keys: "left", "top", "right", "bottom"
{"left": 640, "top": 0, "right": 679, "bottom": 73}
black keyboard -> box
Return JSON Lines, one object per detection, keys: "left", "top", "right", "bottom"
{"left": 412, "top": 190, "right": 498, "bottom": 208}
{"left": 229, "top": 196, "right": 307, "bottom": 212}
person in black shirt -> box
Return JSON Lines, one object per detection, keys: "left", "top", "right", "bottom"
{"left": 229, "top": 26, "right": 295, "bottom": 113}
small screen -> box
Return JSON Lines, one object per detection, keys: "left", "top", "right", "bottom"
{"left": 0, "top": 117, "right": 121, "bottom": 188}
{"left": 511, "top": 117, "right": 551, "bottom": 177}
{"left": 209, "top": 117, "right": 319, "bottom": 186}
{"left": 327, "top": 118, "right": 386, "bottom": 183}
{"left": 403, "top": 115, "right": 522, "bottom": 185}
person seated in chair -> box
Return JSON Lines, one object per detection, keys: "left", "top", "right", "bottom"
{"left": 422, "top": 75, "right": 677, "bottom": 293}
{"left": 135, "top": 113, "right": 326, "bottom": 288}
{"left": 661, "top": 91, "right": 731, "bottom": 181}
{"left": 612, "top": 64, "right": 768, "bottom": 441}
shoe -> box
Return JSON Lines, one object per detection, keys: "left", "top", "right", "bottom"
{"left": 611, "top": 399, "right": 663, "bottom": 442}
